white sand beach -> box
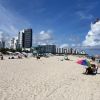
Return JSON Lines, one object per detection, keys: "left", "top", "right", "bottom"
{"left": 0, "top": 55, "right": 100, "bottom": 100}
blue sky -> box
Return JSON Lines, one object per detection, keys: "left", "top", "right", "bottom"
{"left": 0, "top": 0, "right": 100, "bottom": 47}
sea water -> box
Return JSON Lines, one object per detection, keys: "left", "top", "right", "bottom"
{"left": 85, "top": 49, "right": 100, "bottom": 56}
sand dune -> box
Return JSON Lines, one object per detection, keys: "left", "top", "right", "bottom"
{"left": 0, "top": 56, "right": 100, "bottom": 100}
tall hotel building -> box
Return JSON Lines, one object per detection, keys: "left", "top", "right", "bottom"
{"left": 0, "top": 40, "right": 5, "bottom": 48}
{"left": 18, "top": 29, "right": 32, "bottom": 49}
{"left": 10, "top": 38, "right": 16, "bottom": 49}
{"left": 37, "top": 45, "right": 56, "bottom": 54}
{"left": 18, "top": 30, "right": 24, "bottom": 48}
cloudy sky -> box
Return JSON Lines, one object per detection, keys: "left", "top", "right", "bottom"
{"left": 0, "top": 0, "right": 100, "bottom": 48}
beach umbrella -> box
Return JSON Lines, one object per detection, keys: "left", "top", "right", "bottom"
{"left": 76, "top": 59, "right": 91, "bottom": 68}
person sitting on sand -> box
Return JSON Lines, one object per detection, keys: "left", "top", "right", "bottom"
{"left": 85, "top": 57, "right": 98, "bottom": 74}
{"left": 24, "top": 55, "right": 28, "bottom": 58}
{"left": 64, "top": 55, "right": 69, "bottom": 60}
{"left": 90, "top": 57, "right": 98, "bottom": 73}
{"left": 18, "top": 54, "right": 22, "bottom": 59}
{"left": 11, "top": 56, "right": 14, "bottom": 59}
{"left": 36, "top": 56, "right": 40, "bottom": 60}
{"left": 1, "top": 55, "right": 3, "bottom": 60}
{"left": 18, "top": 55, "right": 22, "bottom": 59}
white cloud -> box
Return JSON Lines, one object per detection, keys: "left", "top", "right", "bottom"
{"left": 33, "top": 30, "right": 54, "bottom": 45}
{"left": 0, "top": 31, "right": 3, "bottom": 40}
{"left": 71, "top": 44, "right": 76, "bottom": 47}
{"left": 38, "top": 30, "right": 53, "bottom": 41}
{"left": 83, "top": 20, "right": 100, "bottom": 47}
{"left": 0, "top": 31, "right": 9, "bottom": 41}
{"left": 0, "top": 4, "right": 30, "bottom": 45}
{"left": 60, "top": 44, "right": 69, "bottom": 48}
{"left": 0, "top": 4, "right": 18, "bottom": 35}
{"left": 76, "top": 43, "right": 81, "bottom": 47}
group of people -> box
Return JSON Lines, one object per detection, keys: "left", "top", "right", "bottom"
{"left": 0, "top": 53, "right": 28, "bottom": 60}
{"left": 8, "top": 55, "right": 23, "bottom": 59}
{"left": 85, "top": 57, "right": 98, "bottom": 75}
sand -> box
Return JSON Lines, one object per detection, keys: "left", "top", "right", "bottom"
{"left": 0, "top": 55, "right": 100, "bottom": 100}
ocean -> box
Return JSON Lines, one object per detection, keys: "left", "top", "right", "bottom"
{"left": 84, "top": 49, "right": 100, "bottom": 56}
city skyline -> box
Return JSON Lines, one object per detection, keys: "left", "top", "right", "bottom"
{"left": 0, "top": 0, "right": 100, "bottom": 48}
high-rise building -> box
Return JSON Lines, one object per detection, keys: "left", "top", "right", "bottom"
{"left": 35, "top": 45, "right": 56, "bottom": 54}
{"left": 0, "top": 41, "right": 2, "bottom": 48}
{"left": 18, "top": 29, "right": 32, "bottom": 49}
{"left": 15, "top": 39, "right": 19, "bottom": 49}
{"left": 22, "top": 29, "right": 32, "bottom": 48}
{"left": 18, "top": 30, "right": 24, "bottom": 48}
{"left": 10, "top": 38, "right": 16, "bottom": 49}
{"left": 0, "top": 40, "right": 5, "bottom": 48}
{"left": 45, "top": 45, "right": 56, "bottom": 54}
